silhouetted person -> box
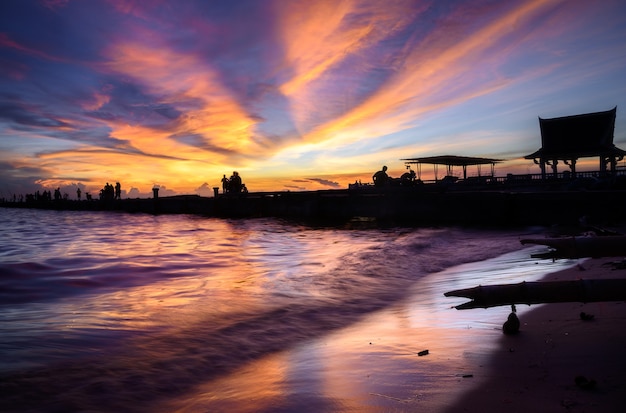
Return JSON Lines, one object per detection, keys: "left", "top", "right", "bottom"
{"left": 373, "top": 166, "right": 389, "bottom": 187}
{"left": 221, "top": 174, "right": 230, "bottom": 193}
{"left": 115, "top": 182, "right": 121, "bottom": 200}
{"left": 400, "top": 169, "right": 416, "bottom": 185}
{"left": 100, "top": 183, "right": 115, "bottom": 201}
{"left": 230, "top": 171, "right": 242, "bottom": 193}
{"left": 502, "top": 304, "right": 520, "bottom": 335}
{"left": 77, "top": 187, "right": 81, "bottom": 200}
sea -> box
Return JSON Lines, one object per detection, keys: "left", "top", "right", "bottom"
{"left": 0, "top": 207, "right": 577, "bottom": 412}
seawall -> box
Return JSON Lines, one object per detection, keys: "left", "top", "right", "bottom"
{"left": 3, "top": 188, "right": 626, "bottom": 227}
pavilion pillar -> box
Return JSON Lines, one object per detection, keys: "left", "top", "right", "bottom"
{"left": 610, "top": 156, "right": 618, "bottom": 174}
{"left": 600, "top": 155, "right": 617, "bottom": 175}
{"left": 553, "top": 159, "right": 558, "bottom": 178}
{"left": 564, "top": 159, "right": 577, "bottom": 178}
{"left": 546, "top": 159, "right": 558, "bottom": 178}
{"left": 600, "top": 156, "right": 608, "bottom": 174}
{"left": 535, "top": 158, "right": 547, "bottom": 180}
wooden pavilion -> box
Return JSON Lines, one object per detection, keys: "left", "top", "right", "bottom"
{"left": 524, "top": 107, "right": 625, "bottom": 179}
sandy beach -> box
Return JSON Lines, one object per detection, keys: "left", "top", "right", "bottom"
{"left": 152, "top": 249, "right": 626, "bottom": 413}
{"left": 445, "top": 257, "right": 626, "bottom": 413}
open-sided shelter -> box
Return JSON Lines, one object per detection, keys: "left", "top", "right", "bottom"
{"left": 401, "top": 155, "right": 501, "bottom": 181}
{"left": 524, "top": 107, "right": 625, "bottom": 178}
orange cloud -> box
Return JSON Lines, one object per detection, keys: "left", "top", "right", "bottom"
{"left": 274, "top": 0, "right": 426, "bottom": 131}
{"left": 35, "top": 144, "right": 220, "bottom": 194}
{"left": 288, "top": 0, "right": 564, "bottom": 148}
{"left": 101, "top": 39, "right": 262, "bottom": 157}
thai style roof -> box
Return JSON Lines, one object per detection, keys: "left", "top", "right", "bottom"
{"left": 524, "top": 107, "right": 625, "bottom": 160}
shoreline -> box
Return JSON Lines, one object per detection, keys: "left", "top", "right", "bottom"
{"left": 445, "top": 257, "right": 626, "bottom": 412}
{"left": 161, "top": 251, "right": 626, "bottom": 412}
{"left": 151, "top": 248, "right": 609, "bottom": 413}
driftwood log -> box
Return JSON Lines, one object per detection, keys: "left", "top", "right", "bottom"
{"left": 444, "top": 279, "right": 626, "bottom": 310}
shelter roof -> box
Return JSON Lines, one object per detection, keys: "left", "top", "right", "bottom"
{"left": 525, "top": 107, "right": 625, "bottom": 159}
{"left": 402, "top": 155, "right": 502, "bottom": 166}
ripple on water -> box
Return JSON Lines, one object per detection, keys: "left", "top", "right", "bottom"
{"left": 1, "top": 208, "right": 551, "bottom": 411}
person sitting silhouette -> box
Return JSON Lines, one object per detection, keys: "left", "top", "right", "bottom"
{"left": 400, "top": 169, "right": 416, "bottom": 185}
{"left": 373, "top": 166, "right": 389, "bottom": 187}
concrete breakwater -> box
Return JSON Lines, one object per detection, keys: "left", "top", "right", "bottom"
{"left": 3, "top": 188, "right": 626, "bottom": 227}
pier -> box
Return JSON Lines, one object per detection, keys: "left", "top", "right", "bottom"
{"left": 3, "top": 176, "right": 626, "bottom": 227}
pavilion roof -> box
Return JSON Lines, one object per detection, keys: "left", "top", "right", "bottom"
{"left": 524, "top": 107, "right": 625, "bottom": 160}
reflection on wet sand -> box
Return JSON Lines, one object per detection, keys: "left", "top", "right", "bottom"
{"left": 154, "top": 250, "right": 575, "bottom": 412}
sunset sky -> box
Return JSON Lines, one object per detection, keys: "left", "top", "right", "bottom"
{"left": 1, "top": 0, "right": 626, "bottom": 197}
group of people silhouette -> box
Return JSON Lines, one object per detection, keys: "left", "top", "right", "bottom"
{"left": 221, "top": 172, "right": 247, "bottom": 194}
{"left": 100, "top": 182, "right": 121, "bottom": 201}
{"left": 17, "top": 182, "right": 120, "bottom": 203}
{"left": 21, "top": 188, "right": 69, "bottom": 202}
{"left": 26, "top": 190, "right": 54, "bottom": 202}
{"left": 373, "top": 165, "right": 419, "bottom": 187}
{"left": 21, "top": 186, "right": 85, "bottom": 203}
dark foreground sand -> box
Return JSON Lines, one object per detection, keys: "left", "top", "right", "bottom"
{"left": 446, "top": 257, "right": 626, "bottom": 413}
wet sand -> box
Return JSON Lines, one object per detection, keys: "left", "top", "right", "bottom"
{"left": 157, "top": 249, "right": 626, "bottom": 412}
{"left": 445, "top": 257, "right": 626, "bottom": 413}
